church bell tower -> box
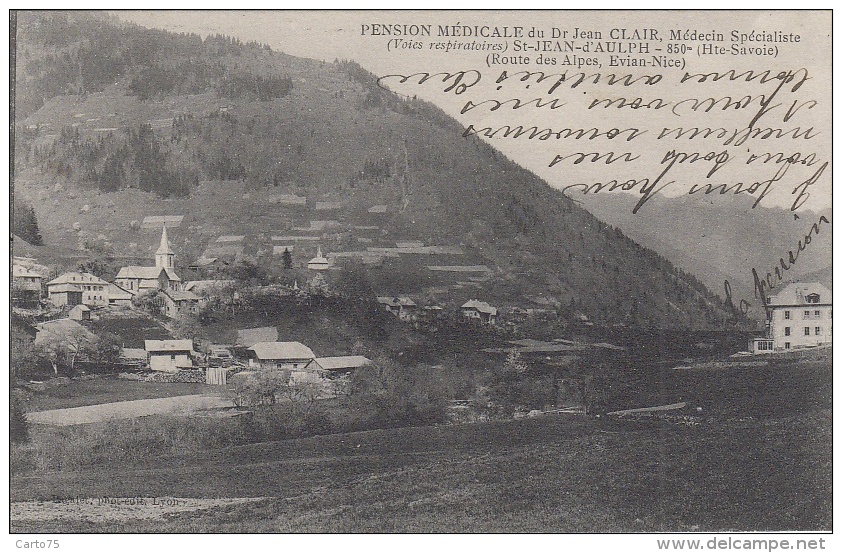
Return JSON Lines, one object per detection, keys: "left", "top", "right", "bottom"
{"left": 155, "top": 225, "right": 175, "bottom": 269}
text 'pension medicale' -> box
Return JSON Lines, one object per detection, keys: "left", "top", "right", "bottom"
{"left": 379, "top": 65, "right": 824, "bottom": 215}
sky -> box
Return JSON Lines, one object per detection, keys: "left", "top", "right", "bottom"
{"left": 117, "top": 10, "right": 832, "bottom": 213}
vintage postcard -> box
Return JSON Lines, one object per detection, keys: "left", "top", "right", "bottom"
{"left": 8, "top": 9, "right": 831, "bottom": 539}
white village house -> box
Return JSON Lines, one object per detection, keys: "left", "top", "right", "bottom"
{"left": 750, "top": 282, "right": 832, "bottom": 353}
{"left": 12, "top": 260, "right": 44, "bottom": 306}
{"left": 377, "top": 296, "right": 418, "bottom": 321}
{"left": 162, "top": 289, "right": 201, "bottom": 318}
{"left": 461, "top": 300, "right": 498, "bottom": 325}
{"left": 144, "top": 339, "right": 194, "bottom": 372}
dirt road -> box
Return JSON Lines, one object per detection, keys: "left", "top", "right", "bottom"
{"left": 26, "top": 394, "right": 233, "bottom": 426}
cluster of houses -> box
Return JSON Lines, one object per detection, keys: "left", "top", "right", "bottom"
{"left": 13, "top": 227, "right": 344, "bottom": 321}
{"left": 376, "top": 296, "right": 498, "bottom": 325}
{"left": 119, "top": 325, "right": 370, "bottom": 393}
{"left": 13, "top": 227, "right": 206, "bottom": 319}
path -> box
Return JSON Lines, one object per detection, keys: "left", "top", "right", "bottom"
{"left": 26, "top": 394, "right": 233, "bottom": 426}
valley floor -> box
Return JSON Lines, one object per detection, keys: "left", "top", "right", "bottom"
{"left": 11, "top": 407, "right": 831, "bottom": 532}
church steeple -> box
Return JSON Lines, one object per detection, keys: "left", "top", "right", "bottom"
{"left": 155, "top": 225, "right": 175, "bottom": 269}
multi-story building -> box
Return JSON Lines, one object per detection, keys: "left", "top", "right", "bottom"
{"left": 46, "top": 271, "right": 109, "bottom": 307}
{"left": 751, "top": 282, "right": 832, "bottom": 353}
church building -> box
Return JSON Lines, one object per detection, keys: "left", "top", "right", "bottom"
{"left": 115, "top": 226, "right": 182, "bottom": 292}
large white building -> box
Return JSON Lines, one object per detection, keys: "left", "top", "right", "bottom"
{"left": 751, "top": 282, "right": 832, "bottom": 353}
{"left": 46, "top": 271, "right": 109, "bottom": 307}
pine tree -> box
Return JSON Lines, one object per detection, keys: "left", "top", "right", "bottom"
{"left": 13, "top": 200, "right": 43, "bottom": 245}
{"left": 10, "top": 396, "right": 29, "bottom": 444}
{"left": 282, "top": 247, "right": 293, "bottom": 270}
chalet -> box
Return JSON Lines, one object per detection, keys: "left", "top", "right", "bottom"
{"left": 117, "top": 348, "right": 148, "bottom": 369}
{"left": 207, "top": 345, "right": 234, "bottom": 368}
{"left": 106, "top": 283, "right": 135, "bottom": 307}
{"left": 461, "top": 300, "right": 498, "bottom": 325}
{"left": 187, "top": 256, "right": 230, "bottom": 274}
{"left": 507, "top": 307, "right": 529, "bottom": 322}
{"left": 12, "top": 263, "right": 43, "bottom": 307}
{"left": 145, "top": 339, "right": 194, "bottom": 372}
{"left": 311, "top": 355, "right": 371, "bottom": 374}
{"left": 750, "top": 282, "right": 832, "bottom": 353}
{"left": 377, "top": 296, "right": 418, "bottom": 321}
{"left": 115, "top": 227, "right": 181, "bottom": 292}
{"left": 247, "top": 341, "right": 315, "bottom": 371}
{"left": 68, "top": 304, "right": 91, "bottom": 321}
{"left": 162, "top": 289, "right": 200, "bottom": 318}
{"left": 290, "top": 355, "right": 372, "bottom": 396}
{"left": 12, "top": 262, "right": 43, "bottom": 288}
{"left": 307, "top": 246, "right": 330, "bottom": 271}
{"left": 46, "top": 272, "right": 108, "bottom": 307}
{"left": 183, "top": 279, "right": 236, "bottom": 295}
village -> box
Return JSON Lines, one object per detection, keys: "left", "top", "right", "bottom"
{"left": 12, "top": 218, "right": 832, "bottom": 425}
{"left": 11, "top": 222, "right": 534, "bottom": 413}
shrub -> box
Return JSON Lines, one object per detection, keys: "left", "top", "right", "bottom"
{"left": 248, "top": 402, "right": 333, "bottom": 441}
{"left": 348, "top": 358, "right": 448, "bottom": 429}
{"left": 11, "top": 415, "right": 252, "bottom": 474}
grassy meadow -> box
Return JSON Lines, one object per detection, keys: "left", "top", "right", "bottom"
{"left": 10, "top": 352, "right": 832, "bottom": 533}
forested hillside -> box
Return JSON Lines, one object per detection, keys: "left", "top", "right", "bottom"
{"left": 13, "top": 11, "right": 745, "bottom": 329}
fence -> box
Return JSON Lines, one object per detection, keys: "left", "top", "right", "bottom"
{"left": 206, "top": 367, "right": 228, "bottom": 386}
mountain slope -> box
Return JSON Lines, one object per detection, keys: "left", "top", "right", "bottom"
{"left": 13, "top": 11, "right": 741, "bottom": 329}
{"left": 579, "top": 192, "right": 831, "bottom": 318}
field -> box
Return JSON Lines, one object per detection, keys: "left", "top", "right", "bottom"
{"left": 9, "top": 353, "right": 832, "bottom": 532}
{"left": 10, "top": 410, "right": 831, "bottom": 532}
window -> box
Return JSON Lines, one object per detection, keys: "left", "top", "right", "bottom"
{"left": 784, "top": 310, "right": 790, "bottom": 320}
{"left": 804, "top": 327, "right": 810, "bottom": 336}
{"left": 785, "top": 342, "right": 791, "bottom": 350}
{"left": 170, "top": 355, "right": 176, "bottom": 361}
{"left": 815, "top": 310, "right": 821, "bottom": 317}
{"left": 784, "top": 327, "right": 791, "bottom": 336}
{"left": 815, "top": 327, "right": 821, "bottom": 335}
{"left": 804, "top": 310, "right": 811, "bottom": 319}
